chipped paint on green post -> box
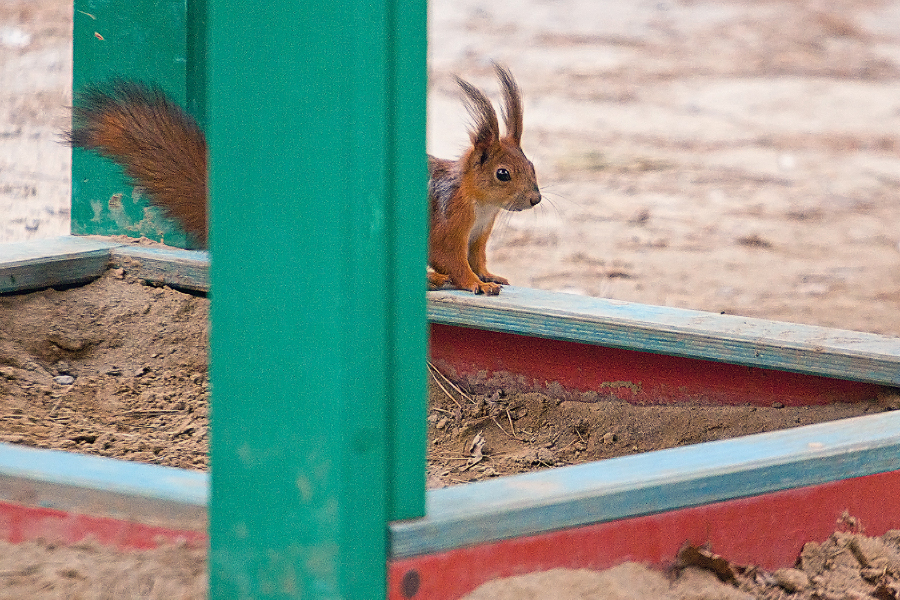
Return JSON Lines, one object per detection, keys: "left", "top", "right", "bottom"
{"left": 71, "top": 0, "right": 199, "bottom": 248}
{"left": 207, "top": 0, "right": 426, "bottom": 598}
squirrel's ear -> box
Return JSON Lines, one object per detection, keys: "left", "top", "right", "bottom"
{"left": 494, "top": 63, "right": 523, "bottom": 146}
{"left": 455, "top": 75, "right": 500, "bottom": 152}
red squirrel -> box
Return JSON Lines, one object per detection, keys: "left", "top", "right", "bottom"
{"left": 67, "top": 65, "right": 540, "bottom": 294}
{"left": 427, "top": 64, "right": 541, "bottom": 294}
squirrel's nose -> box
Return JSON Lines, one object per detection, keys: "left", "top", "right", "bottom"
{"left": 530, "top": 190, "right": 541, "bottom": 206}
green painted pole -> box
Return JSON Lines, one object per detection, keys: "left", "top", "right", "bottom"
{"left": 186, "top": 0, "right": 208, "bottom": 130}
{"left": 385, "top": 0, "right": 429, "bottom": 525}
{"left": 207, "top": 0, "right": 426, "bottom": 598}
{"left": 71, "top": 0, "right": 195, "bottom": 247}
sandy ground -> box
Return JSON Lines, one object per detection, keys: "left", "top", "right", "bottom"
{"left": 0, "top": 269, "right": 887, "bottom": 480}
{"left": 0, "top": 271, "right": 209, "bottom": 470}
{"left": 0, "top": 538, "right": 206, "bottom": 600}
{"left": 3, "top": 0, "right": 900, "bottom": 598}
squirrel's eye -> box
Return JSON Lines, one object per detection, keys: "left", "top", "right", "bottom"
{"left": 496, "top": 168, "right": 511, "bottom": 182}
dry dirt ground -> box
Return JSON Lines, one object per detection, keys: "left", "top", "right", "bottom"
{"left": 3, "top": 0, "right": 900, "bottom": 598}
{"left": 0, "top": 0, "right": 70, "bottom": 245}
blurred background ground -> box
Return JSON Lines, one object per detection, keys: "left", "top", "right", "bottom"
{"left": 0, "top": 0, "right": 71, "bottom": 245}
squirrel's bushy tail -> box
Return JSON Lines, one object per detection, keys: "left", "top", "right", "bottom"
{"left": 67, "top": 81, "right": 208, "bottom": 245}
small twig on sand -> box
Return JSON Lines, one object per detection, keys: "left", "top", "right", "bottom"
{"left": 492, "top": 416, "right": 524, "bottom": 441}
{"left": 506, "top": 407, "right": 517, "bottom": 436}
{"left": 428, "top": 361, "right": 476, "bottom": 406}
{"left": 119, "top": 409, "right": 181, "bottom": 417}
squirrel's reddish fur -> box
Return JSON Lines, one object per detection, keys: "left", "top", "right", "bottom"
{"left": 68, "top": 66, "right": 540, "bottom": 294}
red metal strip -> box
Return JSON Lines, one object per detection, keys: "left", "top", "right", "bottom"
{"left": 0, "top": 501, "right": 206, "bottom": 550}
{"left": 430, "top": 323, "right": 882, "bottom": 406}
{"left": 388, "top": 470, "right": 900, "bottom": 600}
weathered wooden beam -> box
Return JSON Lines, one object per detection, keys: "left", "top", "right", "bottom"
{"left": 0, "top": 237, "right": 118, "bottom": 293}
{"left": 428, "top": 287, "right": 900, "bottom": 387}
{"left": 110, "top": 246, "right": 209, "bottom": 292}
{"left": 0, "top": 442, "right": 206, "bottom": 532}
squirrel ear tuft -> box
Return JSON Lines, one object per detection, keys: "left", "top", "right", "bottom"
{"left": 455, "top": 75, "right": 500, "bottom": 152}
{"left": 494, "top": 63, "right": 523, "bottom": 145}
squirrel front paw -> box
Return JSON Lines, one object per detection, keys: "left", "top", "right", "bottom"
{"left": 471, "top": 280, "right": 502, "bottom": 295}
{"left": 432, "top": 270, "right": 504, "bottom": 295}
{"left": 478, "top": 273, "right": 510, "bottom": 286}
{"left": 427, "top": 271, "right": 451, "bottom": 290}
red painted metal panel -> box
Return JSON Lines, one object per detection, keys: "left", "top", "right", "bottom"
{"left": 430, "top": 323, "right": 882, "bottom": 407}
{"left": 0, "top": 501, "right": 206, "bottom": 550}
{"left": 387, "top": 470, "right": 900, "bottom": 600}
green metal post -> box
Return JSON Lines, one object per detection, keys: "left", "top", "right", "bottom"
{"left": 386, "top": 0, "right": 429, "bottom": 525}
{"left": 207, "top": 1, "right": 426, "bottom": 599}
{"left": 71, "top": 0, "right": 198, "bottom": 247}
{"left": 185, "top": 0, "right": 208, "bottom": 130}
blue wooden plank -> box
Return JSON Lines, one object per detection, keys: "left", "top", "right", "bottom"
{"left": 0, "top": 237, "right": 119, "bottom": 293}
{"left": 0, "top": 442, "right": 207, "bottom": 529}
{"left": 428, "top": 287, "right": 900, "bottom": 386}
{"left": 0, "top": 442, "right": 207, "bottom": 506}
{"left": 390, "top": 409, "right": 900, "bottom": 558}
{"left": 110, "top": 246, "right": 210, "bottom": 292}
{"left": 0, "top": 238, "right": 210, "bottom": 294}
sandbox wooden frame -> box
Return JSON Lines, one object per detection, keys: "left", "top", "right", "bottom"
{"left": 2, "top": 237, "right": 900, "bottom": 599}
